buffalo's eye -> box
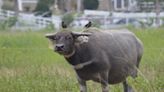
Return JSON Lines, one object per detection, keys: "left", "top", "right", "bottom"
{"left": 54, "top": 36, "right": 60, "bottom": 40}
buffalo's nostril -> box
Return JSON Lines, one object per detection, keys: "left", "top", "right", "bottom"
{"left": 55, "top": 44, "right": 64, "bottom": 51}
{"left": 60, "top": 45, "right": 64, "bottom": 48}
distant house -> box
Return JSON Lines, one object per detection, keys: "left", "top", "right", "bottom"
{"left": 1, "top": 0, "right": 15, "bottom": 10}
{"left": 18, "top": 0, "right": 38, "bottom": 12}
{"left": 57, "top": 0, "right": 138, "bottom": 12}
{"left": 139, "top": 1, "right": 164, "bottom": 12}
{"left": 1, "top": 0, "right": 38, "bottom": 13}
{"left": 55, "top": 0, "right": 138, "bottom": 12}
{"left": 98, "top": 0, "right": 138, "bottom": 12}
{"left": 1, "top": 0, "right": 164, "bottom": 13}
{"left": 113, "top": 0, "right": 138, "bottom": 12}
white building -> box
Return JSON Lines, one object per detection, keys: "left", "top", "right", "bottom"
{"left": 17, "top": 0, "right": 38, "bottom": 12}
{"left": 0, "top": 0, "right": 3, "bottom": 8}
{"left": 113, "top": 0, "right": 138, "bottom": 12}
{"left": 1, "top": 0, "right": 38, "bottom": 12}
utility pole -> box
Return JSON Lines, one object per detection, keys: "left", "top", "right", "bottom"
{"left": 13, "top": 0, "right": 19, "bottom": 27}
{"left": 14, "top": 0, "right": 19, "bottom": 25}
{"left": 14, "top": 0, "right": 19, "bottom": 17}
{"left": 109, "top": 0, "right": 113, "bottom": 24}
{"left": 155, "top": 0, "right": 160, "bottom": 27}
{"left": 52, "top": 0, "right": 60, "bottom": 14}
{"left": 77, "top": 0, "right": 81, "bottom": 14}
{"left": 0, "top": 0, "right": 3, "bottom": 9}
{"left": 68, "top": 0, "right": 72, "bottom": 11}
{"left": 17, "top": 0, "right": 23, "bottom": 11}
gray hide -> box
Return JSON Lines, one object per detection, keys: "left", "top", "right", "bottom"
{"left": 45, "top": 27, "right": 143, "bottom": 92}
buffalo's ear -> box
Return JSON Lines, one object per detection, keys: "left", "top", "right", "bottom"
{"left": 84, "top": 21, "right": 92, "bottom": 28}
{"left": 45, "top": 33, "right": 56, "bottom": 40}
{"left": 71, "top": 32, "right": 91, "bottom": 44}
{"left": 45, "top": 33, "right": 56, "bottom": 49}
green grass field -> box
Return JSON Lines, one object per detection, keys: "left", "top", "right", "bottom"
{"left": 0, "top": 28, "right": 163, "bottom": 92}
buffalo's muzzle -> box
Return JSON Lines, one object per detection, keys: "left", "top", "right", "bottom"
{"left": 55, "top": 44, "right": 64, "bottom": 52}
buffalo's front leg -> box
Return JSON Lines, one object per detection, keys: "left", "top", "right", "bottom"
{"left": 77, "top": 76, "right": 87, "bottom": 92}
{"left": 123, "top": 80, "right": 134, "bottom": 92}
{"left": 101, "top": 82, "right": 109, "bottom": 92}
{"left": 100, "top": 72, "right": 109, "bottom": 92}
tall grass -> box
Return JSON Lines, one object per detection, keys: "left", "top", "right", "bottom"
{"left": 0, "top": 29, "right": 163, "bottom": 92}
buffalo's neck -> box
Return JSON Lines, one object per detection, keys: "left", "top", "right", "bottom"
{"left": 65, "top": 44, "right": 91, "bottom": 66}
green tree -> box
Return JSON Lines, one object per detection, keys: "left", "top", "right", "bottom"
{"left": 62, "top": 13, "right": 74, "bottom": 26}
{"left": 83, "top": 0, "right": 99, "bottom": 10}
{"left": 34, "top": 0, "right": 54, "bottom": 16}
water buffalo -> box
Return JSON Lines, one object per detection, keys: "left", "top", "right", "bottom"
{"left": 45, "top": 22, "right": 143, "bottom": 92}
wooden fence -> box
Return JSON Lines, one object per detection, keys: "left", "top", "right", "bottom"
{"left": 0, "top": 9, "right": 164, "bottom": 29}
{"left": 0, "top": 9, "right": 61, "bottom": 29}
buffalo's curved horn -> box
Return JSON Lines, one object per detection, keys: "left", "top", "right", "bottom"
{"left": 45, "top": 33, "right": 56, "bottom": 39}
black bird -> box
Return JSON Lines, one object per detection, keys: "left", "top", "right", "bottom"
{"left": 85, "top": 21, "right": 92, "bottom": 28}
{"left": 62, "top": 21, "right": 67, "bottom": 28}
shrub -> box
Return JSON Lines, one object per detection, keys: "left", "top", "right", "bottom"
{"left": 91, "top": 20, "right": 101, "bottom": 28}
{"left": 62, "top": 13, "right": 74, "bottom": 26}
{"left": 34, "top": 0, "right": 54, "bottom": 16}
{"left": 0, "top": 17, "right": 17, "bottom": 30}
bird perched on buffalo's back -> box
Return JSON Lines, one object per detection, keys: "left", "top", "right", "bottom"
{"left": 85, "top": 21, "right": 92, "bottom": 28}
{"left": 62, "top": 21, "right": 67, "bottom": 28}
